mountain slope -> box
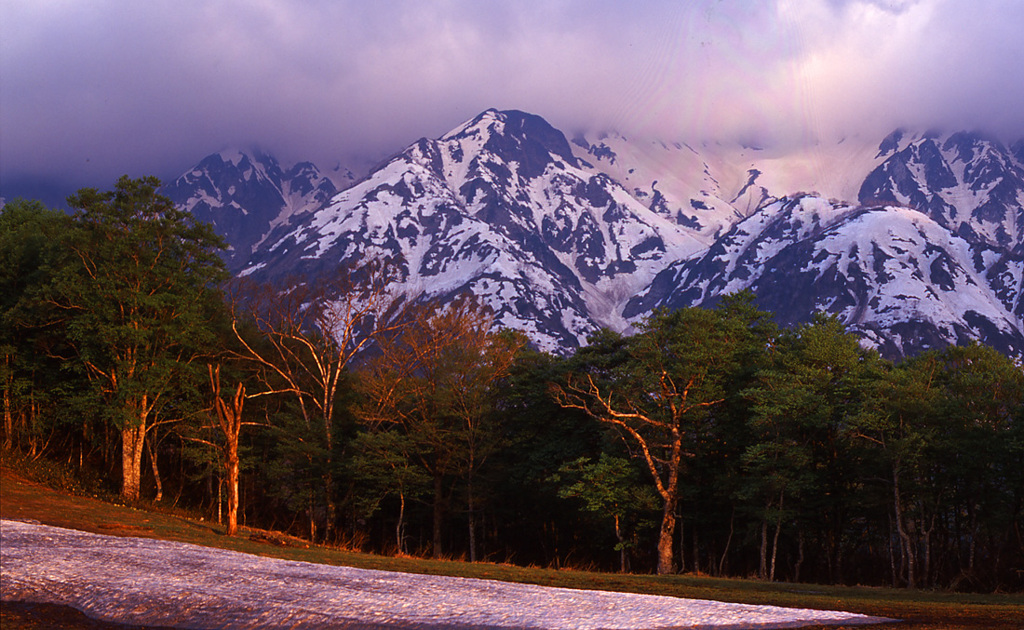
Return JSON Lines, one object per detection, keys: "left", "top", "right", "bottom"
{"left": 628, "top": 195, "right": 1024, "bottom": 358}
{"left": 860, "top": 130, "right": 1024, "bottom": 249}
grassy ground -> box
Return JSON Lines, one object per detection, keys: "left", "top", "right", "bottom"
{"left": 1, "top": 464, "right": 1021, "bottom": 629}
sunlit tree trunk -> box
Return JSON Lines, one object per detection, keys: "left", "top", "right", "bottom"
{"left": 209, "top": 364, "right": 246, "bottom": 536}
{"left": 226, "top": 451, "right": 239, "bottom": 535}
{"left": 658, "top": 495, "right": 678, "bottom": 574}
{"left": 396, "top": 487, "right": 407, "bottom": 554}
{"left": 121, "top": 422, "right": 146, "bottom": 501}
{"left": 2, "top": 353, "right": 11, "bottom": 450}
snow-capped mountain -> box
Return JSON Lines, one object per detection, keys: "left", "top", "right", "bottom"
{"left": 162, "top": 150, "right": 342, "bottom": 270}
{"left": 627, "top": 194, "right": 1024, "bottom": 358}
{"left": 568, "top": 133, "right": 761, "bottom": 245}
{"left": 173, "top": 110, "right": 1024, "bottom": 360}
{"left": 627, "top": 130, "right": 1024, "bottom": 358}
{"left": 241, "top": 109, "right": 707, "bottom": 352}
{"left": 568, "top": 130, "right": 888, "bottom": 243}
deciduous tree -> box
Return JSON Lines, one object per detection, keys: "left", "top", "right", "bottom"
{"left": 553, "top": 307, "right": 741, "bottom": 574}
{"left": 225, "top": 262, "right": 404, "bottom": 541}
{"left": 551, "top": 453, "right": 656, "bottom": 572}
{"left": 53, "top": 177, "right": 226, "bottom": 500}
{"left": 357, "top": 298, "right": 525, "bottom": 560}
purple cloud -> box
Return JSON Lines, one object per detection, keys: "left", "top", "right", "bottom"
{"left": 2, "top": 0, "right": 1022, "bottom": 202}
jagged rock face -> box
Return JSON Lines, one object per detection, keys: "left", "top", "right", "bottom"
{"left": 625, "top": 195, "right": 854, "bottom": 318}
{"left": 174, "top": 112, "right": 1024, "bottom": 360}
{"left": 860, "top": 131, "right": 1024, "bottom": 250}
{"left": 162, "top": 151, "right": 338, "bottom": 271}
{"left": 856, "top": 131, "right": 1024, "bottom": 351}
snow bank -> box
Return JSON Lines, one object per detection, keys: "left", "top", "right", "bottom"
{"left": 1, "top": 520, "right": 892, "bottom": 629}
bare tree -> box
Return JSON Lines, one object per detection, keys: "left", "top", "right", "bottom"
{"left": 552, "top": 307, "right": 737, "bottom": 575}
{"left": 207, "top": 364, "right": 248, "bottom": 536}
{"left": 356, "top": 298, "right": 525, "bottom": 560}
{"left": 225, "top": 261, "right": 406, "bottom": 542}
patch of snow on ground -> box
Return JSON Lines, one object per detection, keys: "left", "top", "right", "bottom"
{"left": 1, "top": 520, "right": 892, "bottom": 630}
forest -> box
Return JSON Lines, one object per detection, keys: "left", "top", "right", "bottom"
{"left": 2, "top": 176, "right": 1023, "bottom": 592}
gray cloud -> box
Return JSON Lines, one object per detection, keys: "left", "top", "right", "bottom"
{"left": 2, "top": 0, "right": 1023, "bottom": 200}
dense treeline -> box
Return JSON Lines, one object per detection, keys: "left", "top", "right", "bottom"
{"left": 2, "top": 178, "right": 1023, "bottom": 592}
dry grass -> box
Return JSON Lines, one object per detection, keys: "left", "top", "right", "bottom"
{"left": 1, "top": 463, "right": 1021, "bottom": 630}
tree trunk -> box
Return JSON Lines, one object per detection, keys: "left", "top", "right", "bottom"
{"left": 893, "top": 468, "right": 916, "bottom": 588}
{"left": 770, "top": 517, "right": 782, "bottom": 582}
{"left": 3, "top": 354, "right": 12, "bottom": 449}
{"left": 28, "top": 396, "right": 38, "bottom": 457}
{"left": 226, "top": 451, "right": 239, "bottom": 536}
{"left": 614, "top": 514, "right": 627, "bottom": 573}
{"left": 433, "top": 474, "right": 444, "bottom": 559}
{"left": 888, "top": 515, "right": 899, "bottom": 587}
{"left": 396, "top": 487, "right": 406, "bottom": 554}
{"left": 718, "top": 508, "right": 735, "bottom": 577}
{"left": 308, "top": 491, "right": 317, "bottom": 542}
{"left": 145, "top": 432, "right": 162, "bottom": 502}
{"left": 692, "top": 523, "right": 700, "bottom": 575}
{"left": 468, "top": 472, "right": 477, "bottom": 562}
{"left": 657, "top": 496, "right": 677, "bottom": 575}
{"left": 759, "top": 516, "right": 769, "bottom": 580}
{"left": 209, "top": 366, "right": 245, "bottom": 537}
{"left": 323, "top": 470, "right": 335, "bottom": 543}
{"left": 922, "top": 512, "right": 937, "bottom": 588}
{"left": 121, "top": 423, "right": 146, "bottom": 501}
{"left": 968, "top": 507, "right": 978, "bottom": 576}
{"left": 794, "top": 528, "right": 805, "bottom": 583}
{"left": 770, "top": 491, "right": 784, "bottom": 582}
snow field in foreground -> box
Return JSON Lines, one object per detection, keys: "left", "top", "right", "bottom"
{"left": 0, "top": 520, "right": 893, "bottom": 629}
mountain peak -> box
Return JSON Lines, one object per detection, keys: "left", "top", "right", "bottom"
{"left": 441, "top": 109, "right": 579, "bottom": 178}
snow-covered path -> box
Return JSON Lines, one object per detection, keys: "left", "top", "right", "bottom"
{"left": 1, "top": 520, "right": 891, "bottom": 629}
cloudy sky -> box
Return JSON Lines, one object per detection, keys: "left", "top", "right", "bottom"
{"left": 3, "top": 0, "right": 1023, "bottom": 203}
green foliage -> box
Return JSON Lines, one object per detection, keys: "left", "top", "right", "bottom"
{"left": 554, "top": 454, "right": 655, "bottom": 518}
{"left": 552, "top": 452, "right": 658, "bottom": 567}
{"left": 1, "top": 200, "right": 83, "bottom": 451}
{"left": 55, "top": 176, "right": 227, "bottom": 427}
{"left": 1, "top": 178, "right": 229, "bottom": 501}
{"left": 349, "top": 429, "right": 431, "bottom": 517}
